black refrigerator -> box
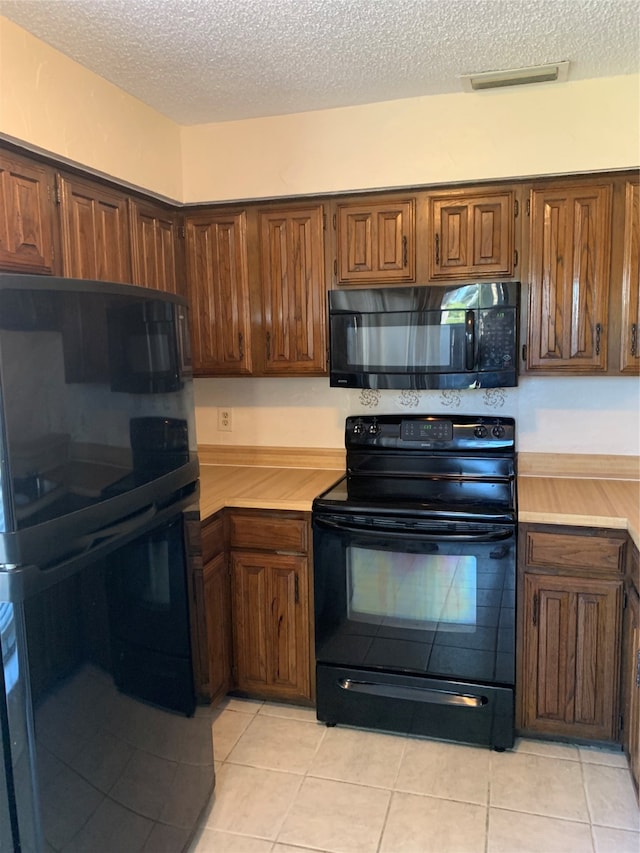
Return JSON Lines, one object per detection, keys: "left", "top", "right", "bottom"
{"left": 0, "top": 274, "right": 214, "bottom": 852}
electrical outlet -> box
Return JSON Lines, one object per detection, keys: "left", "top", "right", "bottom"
{"left": 218, "top": 408, "right": 232, "bottom": 431}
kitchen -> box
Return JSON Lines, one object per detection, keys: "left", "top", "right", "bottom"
{"left": 0, "top": 2, "right": 639, "bottom": 852}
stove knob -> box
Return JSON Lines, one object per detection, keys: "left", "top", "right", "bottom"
{"left": 474, "top": 425, "right": 488, "bottom": 438}
{"left": 368, "top": 422, "right": 379, "bottom": 436}
{"left": 352, "top": 422, "right": 364, "bottom": 436}
{"left": 492, "top": 424, "right": 506, "bottom": 439}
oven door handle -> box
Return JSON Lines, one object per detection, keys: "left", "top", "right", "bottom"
{"left": 314, "top": 517, "right": 513, "bottom": 542}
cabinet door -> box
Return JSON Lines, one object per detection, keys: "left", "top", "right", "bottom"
{"left": 58, "top": 174, "right": 131, "bottom": 282}
{"left": 185, "top": 211, "right": 252, "bottom": 375}
{"left": 620, "top": 181, "right": 640, "bottom": 374}
{"left": 202, "top": 552, "right": 233, "bottom": 704}
{"left": 522, "top": 573, "right": 622, "bottom": 740}
{"left": 429, "top": 192, "right": 514, "bottom": 280}
{"left": 259, "top": 205, "right": 326, "bottom": 375}
{"left": 527, "top": 183, "right": 612, "bottom": 372}
{"left": 0, "top": 152, "right": 54, "bottom": 274}
{"left": 336, "top": 199, "right": 415, "bottom": 284}
{"left": 231, "top": 551, "right": 310, "bottom": 701}
{"left": 129, "top": 198, "right": 179, "bottom": 294}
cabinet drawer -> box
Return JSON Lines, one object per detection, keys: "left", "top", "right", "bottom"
{"left": 229, "top": 512, "right": 308, "bottom": 553}
{"left": 201, "top": 514, "right": 225, "bottom": 563}
{"left": 524, "top": 530, "right": 626, "bottom": 574}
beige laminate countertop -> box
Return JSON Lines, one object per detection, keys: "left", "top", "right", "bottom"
{"left": 198, "top": 464, "right": 640, "bottom": 549}
{"left": 198, "top": 464, "right": 343, "bottom": 519}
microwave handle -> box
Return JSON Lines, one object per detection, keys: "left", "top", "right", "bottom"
{"left": 465, "top": 310, "right": 475, "bottom": 371}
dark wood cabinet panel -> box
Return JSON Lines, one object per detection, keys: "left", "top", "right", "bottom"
{"left": 228, "top": 509, "right": 312, "bottom": 703}
{"left": 189, "top": 512, "right": 233, "bottom": 705}
{"left": 620, "top": 180, "right": 640, "bottom": 375}
{"left": 231, "top": 551, "right": 310, "bottom": 701}
{"left": 202, "top": 551, "right": 233, "bottom": 704}
{"left": 0, "top": 152, "right": 54, "bottom": 274}
{"left": 527, "top": 183, "right": 612, "bottom": 372}
{"left": 336, "top": 199, "right": 415, "bottom": 284}
{"left": 429, "top": 191, "right": 515, "bottom": 280}
{"left": 129, "top": 198, "right": 180, "bottom": 294}
{"left": 623, "top": 584, "right": 640, "bottom": 800}
{"left": 185, "top": 210, "right": 252, "bottom": 375}
{"left": 523, "top": 529, "right": 626, "bottom": 575}
{"left": 522, "top": 572, "right": 622, "bottom": 740}
{"left": 518, "top": 523, "right": 626, "bottom": 743}
{"left": 57, "top": 174, "right": 131, "bottom": 282}
{"left": 259, "top": 205, "right": 327, "bottom": 374}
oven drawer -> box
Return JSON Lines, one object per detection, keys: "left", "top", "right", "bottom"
{"left": 316, "top": 663, "right": 514, "bottom": 750}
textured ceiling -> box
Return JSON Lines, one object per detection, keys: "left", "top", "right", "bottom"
{"left": 1, "top": 0, "right": 639, "bottom": 125}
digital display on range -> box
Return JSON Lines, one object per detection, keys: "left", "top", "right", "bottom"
{"left": 400, "top": 419, "right": 453, "bottom": 442}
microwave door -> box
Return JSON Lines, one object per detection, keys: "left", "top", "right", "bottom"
{"left": 345, "top": 310, "right": 469, "bottom": 374}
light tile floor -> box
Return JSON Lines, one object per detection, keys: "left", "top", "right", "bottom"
{"left": 189, "top": 697, "right": 640, "bottom": 853}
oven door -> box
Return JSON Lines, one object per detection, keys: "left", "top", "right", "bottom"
{"left": 312, "top": 511, "right": 516, "bottom": 747}
{"left": 313, "top": 512, "right": 515, "bottom": 684}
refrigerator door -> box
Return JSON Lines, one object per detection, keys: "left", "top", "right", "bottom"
{"left": 1, "top": 601, "right": 42, "bottom": 852}
{"left": 1, "top": 505, "right": 214, "bottom": 852}
{"left": 0, "top": 275, "right": 198, "bottom": 570}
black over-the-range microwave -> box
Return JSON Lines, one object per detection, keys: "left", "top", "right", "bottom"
{"left": 328, "top": 282, "right": 520, "bottom": 390}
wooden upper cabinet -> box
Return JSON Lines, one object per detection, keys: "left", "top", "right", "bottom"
{"left": 336, "top": 199, "right": 415, "bottom": 284}
{"left": 129, "top": 198, "right": 180, "bottom": 294}
{"left": 0, "top": 152, "right": 54, "bottom": 274}
{"left": 259, "top": 205, "right": 327, "bottom": 374}
{"left": 429, "top": 191, "right": 515, "bottom": 280}
{"left": 57, "top": 174, "right": 131, "bottom": 282}
{"left": 185, "top": 211, "right": 252, "bottom": 376}
{"left": 527, "top": 182, "right": 612, "bottom": 372}
{"left": 620, "top": 180, "right": 640, "bottom": 374}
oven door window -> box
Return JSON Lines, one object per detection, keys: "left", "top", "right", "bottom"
{"left": 314, "top": 520, "right": 515, "bottom": 686}
{"left": 348, "top": 547, "right": 477, "bottom": 631}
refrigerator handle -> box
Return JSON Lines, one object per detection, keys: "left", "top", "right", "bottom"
{"left": 0, "top": 504, "right": 158, "bottom": 601}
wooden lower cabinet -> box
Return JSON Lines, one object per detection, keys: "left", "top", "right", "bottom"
{"left": 191, "top": 508, "right": 313, "bottom": 706}
{"left": 622, "top": 545, "right": 640, "bottom": 800}
{"left": 190, "top": 511, "right": 233, "bottom": 704}
{"left": 521, "top": 573, "right": 622, "bottom": 740}
{"left": 518, "top": 524, "right": 626, "bottom": 742}
{"left": 229, "top": 509, "right": 312, "bottom": 702}
{"left": 231, "top": 550, "right": 310, "bottom": 701}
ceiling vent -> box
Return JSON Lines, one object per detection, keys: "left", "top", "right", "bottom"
{"left": 459, "top": 61, "right": 570, "bottom": 92}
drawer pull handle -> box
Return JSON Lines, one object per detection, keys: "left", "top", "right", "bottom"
{"left": 595, "top": 323, "right": 602, "bottom": 356}
{"left": 631, "top": 323, "right": 637, "bottom": 357}
{"left": 435, "top": 233, "right": 440, "bottom": 265}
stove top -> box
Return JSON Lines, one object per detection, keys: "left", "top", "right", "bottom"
{"left": 313, "top": 414, "right": 516, "bottom": 523}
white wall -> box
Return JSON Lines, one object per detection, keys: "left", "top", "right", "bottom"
{"left": 181, "top": 75, "right": 640, "bottom": 201}
{"left": 194, "top": 376, "right": 640, "bottom": 456}
{"left": 0, "top": 17, "right": 183, "bottom": 200}
{"left": 2, "top": 18, "right": 638, "bottom": 458}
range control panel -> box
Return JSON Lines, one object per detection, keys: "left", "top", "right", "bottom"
{"left": 346, "top": 414, "right": 515, "bottom": 452}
